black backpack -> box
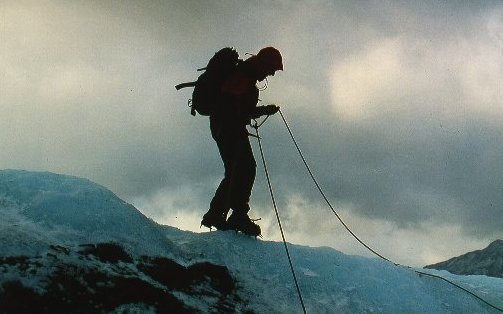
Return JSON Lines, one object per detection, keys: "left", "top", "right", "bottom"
{"left": 176, "top": 48, "right": 240, "bottom": 116}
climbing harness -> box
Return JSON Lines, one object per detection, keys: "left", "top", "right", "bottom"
{"left": 256, "top": 78, "right": 268, "bottom": 91}
{"left": 252, "top": 109, "right": 503, "bottom": 313}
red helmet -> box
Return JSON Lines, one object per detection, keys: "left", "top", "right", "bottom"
{"left": 257, "top": 47, "right": 283, "bottom": 71}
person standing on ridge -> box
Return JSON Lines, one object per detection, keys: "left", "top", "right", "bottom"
{"left": 201, "top": 47, "right": 283, "bottom": 236}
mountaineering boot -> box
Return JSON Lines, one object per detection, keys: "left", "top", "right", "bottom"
{"left": 227, "top": 212, "right": 261, "bottom": 237}
{"left": 201, "top": 210, "right": 228, "bottom": 231}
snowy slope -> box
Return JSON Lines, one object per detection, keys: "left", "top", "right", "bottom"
{"left": 165, "top": 227, "right": 503, "bottom": 313}
{"left": 0, "top": 170, "right": 177, "bottom": 257}
{"left": 1, "top": 170, "right": 502, "bottom": 313}
{"left": 0, "top": 170, "right": 237, "bottom": 313}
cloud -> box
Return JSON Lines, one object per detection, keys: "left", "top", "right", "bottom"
{"left": 1, "top": 1, "right": 503, "bottom": 265}
{"left": 320, "top": 6, "right": 503, "bottom": 241}
{"left": 330, "top": 33, "right": 503, "bottom": 123}
{"left": 330, "top": 38, "right": 407, "bottom": 121}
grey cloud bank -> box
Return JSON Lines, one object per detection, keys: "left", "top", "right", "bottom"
{"left": 1, "top": 0, "right": 502, "bottom": 265}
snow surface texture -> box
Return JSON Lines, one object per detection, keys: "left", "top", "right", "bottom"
{"left": 1, "top": 170, "right": 502, "bottom": 313}
{"left": 0, "top": 170, "right": 177, "bottom": 257}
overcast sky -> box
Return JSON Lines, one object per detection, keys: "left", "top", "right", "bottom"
{"left": 2, "top": 0, "right": 503, "bottom": 266}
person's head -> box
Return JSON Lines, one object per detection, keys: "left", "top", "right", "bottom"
{"left": 252, "top": 47, "right": 283, "bottom": 81}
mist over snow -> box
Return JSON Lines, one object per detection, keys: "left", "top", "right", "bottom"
{"left": 1, "top": 170, "right": 502, "bottom": 313}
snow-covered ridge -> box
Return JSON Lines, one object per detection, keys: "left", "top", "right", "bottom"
{"left": 1, "top": 170, "right": 502, "bottom": 313}
{"left": 0, "top": 169, "right": 175, "bottom": 257}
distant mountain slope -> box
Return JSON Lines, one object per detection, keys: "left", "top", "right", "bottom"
{"left": 1, "top": 170, "right": 502, "bottom": 313}
{"left": 425, "top": 240, "right": 503, "bottom": 278}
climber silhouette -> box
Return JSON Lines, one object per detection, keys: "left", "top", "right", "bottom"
{"left": 201, "top": 47, "right": 283, "bottom": 236}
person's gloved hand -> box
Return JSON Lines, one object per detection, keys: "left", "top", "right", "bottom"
{"left": 262, "top": 104, "right": 280, "bottom": 115}
{"left": 251, "top": 105, "right": 280, "bottom": 119}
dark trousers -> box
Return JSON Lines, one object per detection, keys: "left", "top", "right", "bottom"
{"left": 209, "top": 116, "right": 256, "bottom": 217}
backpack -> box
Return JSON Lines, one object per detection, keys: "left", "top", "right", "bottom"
{"left": 175, "top": 48, "right": 240, "bottom": 116}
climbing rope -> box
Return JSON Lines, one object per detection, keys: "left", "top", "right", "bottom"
{"left": 252, "top": 109, "right": 502, "bottom": 313}
{"left": 275, "top": 109, "right": 503, "bottom": 313}
{"left": 252, "top": 120, "right": 308, "bottom": 314}
{"left": 278, "top": 109, "right": 393, "bottom": 263}
{"left": 414, "top": 269, "right": 503, "bottom": 312}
